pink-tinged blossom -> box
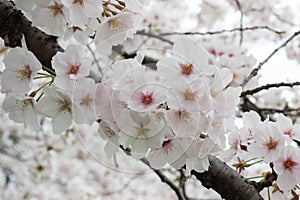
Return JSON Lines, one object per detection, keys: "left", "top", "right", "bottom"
{"left": 157, "top": 37, "right": 214, "bottom": 87}
{"left": 148, "top": 138, "right": 191, "bottom": 169}
{"left": 71, "top": 78, "right": 97, "bottom": 125}
{"left": 36, "top": 86, "right": 73, "bottom": 134}
{"left": 94, "top": 12, "right": 142, "bottom": 55}
{"left": 61, "top": 0, "right": 102, "bottom": 27}
{"left": 248, "top": 123, "right": 285, "bottom": 163}
{"left": 240, "top": 110, "right": 263, "bottom": 143}
{"left": 31, "top": 0, "right": 70, "bottom": 36}
{"left": 127, "top": 84, "right": 168, "bottom": 112}
{"left": 52, "top": 44, "right": 92, "bottom": 91}
{"left": 1, "top": 47, "right": 41, "bottom": 95}
{"left": 275, "top": 114, "right": 300, "bottom": 142}
{"left": 2, "top": 95, "right": 42, "bottom": 131}
{"left": 274, "top": 146, "right": 300, "bottom": 191}
{"left": 220, "top": 130, "right": 244, "bottom": 162}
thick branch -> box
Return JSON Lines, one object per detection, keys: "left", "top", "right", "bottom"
{"left": 0, "top": 0, "right": 62, "bottom": 70}
{"left": 191, "top": 156, "right": 263, "bottom": 200}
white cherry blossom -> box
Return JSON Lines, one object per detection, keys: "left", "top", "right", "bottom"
{"left": 61, "top": 0, "right": 102, "bottom": 27}
{"left": 2, "top": 95, "right": 41, "bottom": 131}
{"left": 36, "top": 86, "right": 73, "bottom": 134}
{"left": 1, "top": 46, "right": 41, "bottom": 95}
{"left": 31, "top": 0, "right": 70, "bottom": 36}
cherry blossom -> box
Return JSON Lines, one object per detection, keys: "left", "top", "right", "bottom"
{"left": 127, "top": 83, "right": 168, "bottom": 112}
{"left": 98, "top": 120, "right": 120, "bottom": 157}
{"left": 71, "top": 78, "right": 97, "bottom": 125}
{"left": 248, "top": 123, "right": 286, "bottom": 163}
{"left": 2, "top": 95, "right": 41, "bottom": 131}
{"left": 148, "top": 138, "right": 191, "bottom": 169}
{"left": 61, "top": 0, "right": 102, "bottom": 27}
{"left": 36, "top": 86, "right": 73, "bottom": 134}
{"left": 274, "top": 146, "right": 300, "bottom": 191}
{"left": 275, "top": 113, "right": 300, "bottom": 142}
{"left": 31, "top": 0, "right": 70, "bottom": 36}
{"left": 117, "top": 110, "right": 167, "bottom": 158}
{"left": 52, "top": 44, "right": 92, "bottom": 91}
{"left": 167, "top": 78, "right": 212, "bottom": 113}
{"left": 1, "top": 46, "right": 41, "bottom": 95}
{"left": 94, "top": 12, "right": 142, "bottom": 55}
{"left": 157, "top": 37, "right": 214, "bottom": 87}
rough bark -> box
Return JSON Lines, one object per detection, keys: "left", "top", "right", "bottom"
{"left": 192, "top": 156, "right": 263, "bottom": 200}
{"left": 0, "top": 0, "right": 62, "bottom": 70}
{"left": 0, "top": 1, "right": 265, "bottom": 199}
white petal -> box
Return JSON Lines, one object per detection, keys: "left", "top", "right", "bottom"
{"left": 52, "top": 111, "right": 72, "bottom": 134}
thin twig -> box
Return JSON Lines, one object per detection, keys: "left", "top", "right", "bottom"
{"left": 235, "top": 0, "right": 244, "bottom": 46}
{"left": 159, "top": 26, "right": 285, "bottom": 36}
{"left": 242, "top": 30, "right": 300, "bottom": 87}
{"left": 120, "top": 146, "right": 186, "bottom": 200}
{"left": 137, "top": 30, "right": 174, "bottom": 45}
{"left": 241, "top": 82, "right": 300, "bottom": 96}
{"left": 86, "top": 44, "right": 103, "bottom": 75}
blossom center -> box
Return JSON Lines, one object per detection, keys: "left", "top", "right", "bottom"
{"left": 58, "top": 101, "right": 71, "bottom": 113}
{"left": 48, "top": 1, "right": 64, "bottom": 17}
{"left": 265, "top": 137, "right": 278, "bottom": 150}
{"left": 177, "top": 110, "right": 191, "bottom": 121}
{"left": 80, "top": 96, "right": 93, "bottom": 106}
{"left": 141, "top": 92, "right": 153, "bottom": 105}
{"left": 104, "top": 126, "right": 116, "bottom": 137}
{"left": 73, "top": 0, "right": 84, "bottom": 6}
{"left": 16, "top": 65, "right": 32, "bottom": 80}
{"left": 184, "top": 89, "right": 198, "bottom": 100}
{"left": 180, "top": 63, "right": 194, "bottom": 76}
{"left": 135, "top": 125, "right": 150, "bottom": 138}
{"left": 283, "top": 157, "right": 297, "bottom": 171}
{"left": 69, "top": 62, "right": 81, "bottom": 75}
{"left": 109, "top": 19, "right": 123, "bottom": 30}
{"left": 211, "top": 91, "right": 222, "bottom": 101}
{"left": 16, "top": 99, "right": 33, "bottom": 111}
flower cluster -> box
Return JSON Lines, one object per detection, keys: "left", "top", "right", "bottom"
{"left": 202, "top": 39, "right": 257, "bottom": 87}
{"left": 97, "top": 37, "right": 241, "bottom": 172}
{"left": 15, "top": 0, "right": 142, "bottom": 54}
{"left": 222, "top": 111, "right": 300, "bottom": 192}
{"left": 1, "top": 37, "right": 241, "bottom": 174}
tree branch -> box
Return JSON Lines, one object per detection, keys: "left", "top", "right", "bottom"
{"left": 121, "top": 146, "right": 186, "bottom": 200}
{"left": 191, "top": 156, "right": 263, "bottom": 200}
{"left": 0, "top": 0, "right": 62, "bottom": 71}
{"left": 242, "top": 30, "right": 300, "bottom": 87}
{"left": 234, "top": 0, "right": 244, "bottom": 46}
{"left": 137, "top": 30, "right": 174, "bottom": 45}
{"left": 241, "top": 81, "right": 300, "bottom": 96}
{"left": 159, "top": 26, "right": 285, "bottom": 36}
